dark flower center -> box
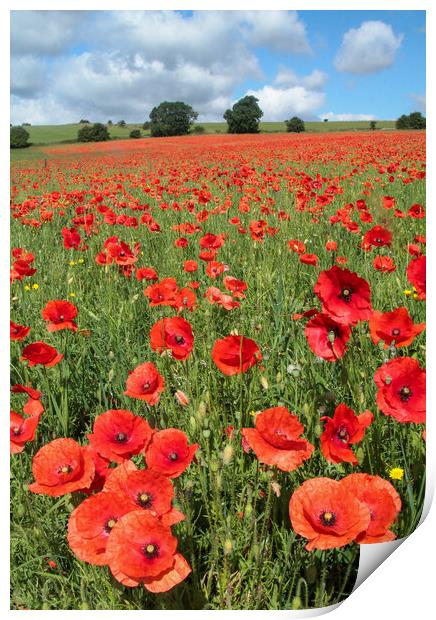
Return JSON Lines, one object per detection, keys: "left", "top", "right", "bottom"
{"left": 340, "top": 288, "right": 353, "bottom": 302}
{"left": 168, "top": 452, "right": 179, "bottom": 461}
{"left": 175, "top": 335, "right": 185, "bottom": 344}
{"left": 137, "top": 492, "right": 153, "bottom": 508}
{"left": 375, "top": 238, "right": 383, "bottom": 244}
{"left": 120, "top": 251, "right": 125, "bottom": 257}
{"left": 143, "top": 382, "right": 150, "bottom": 391}
{"left": 115, "top": 432, "right": 128, "bottom": 443}
{"left": 392, "top": 328, "right": 400, "bottom": 336}
{"left": 320, "top": 511, "right": 336, "bottom": 526}
{"left": 13, "top": 327, "right": 19, "bottom": 334}
{"left": 337, "top": 427, "right": 350, "bottom": 442}
{"left": 58, "top": 464, "right": 72, "bottom": 475}
{"left": 59, "top": 315, "right": 64, "bottom": 320}
{"left": 143, "top": 543, "right": 159, "bottom": 559}
{"left": 104, "top": 517, "right": 117, "bottom": 533}
{"left": 399, "top": 386, "right": 412, "bottom": 401}
{"left": 12, "top": 426, "right": 22, "bottom": 436}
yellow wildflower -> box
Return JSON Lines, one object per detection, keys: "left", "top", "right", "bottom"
{"left": 389, "top": 467, "right": 404, "bottom": 481}
{"left": 32, "top": 283, "right": 39, "bottom": 290}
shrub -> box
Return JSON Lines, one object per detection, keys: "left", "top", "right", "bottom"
{"left": 117, "top": 120, "right": 126, "bottom": 127}
{"left": 10, "top": 125, "right": 30, "bottom": 148}
{"left": 142, "top": 121, "right": 151, "bottom": 130}
{"left": 192, "top": 125, "right": 205, "bottom": 134}
{"left": 77, "top": 123, "right": 110, "bottom": 143}
{"left": 149, "top": 101, "right": 198, "bottom": 137}
{"left": 285, "top": 117, "right": 305, "bottom": 133}
{"left": 224, "top": 96, "right": 263, "bottom": 134}
{"left": 79, "top": 119, "right": 90, "bottom": 124}
{"left": 370, "top": 121, "right": 377, "bottom": 130}
{"left": 129, "top": 129, "right": 141, "bottom": 139}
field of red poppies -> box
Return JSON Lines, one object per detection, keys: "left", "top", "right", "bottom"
{"left": 10, "top": 131, "right": 426, "bottom": 610}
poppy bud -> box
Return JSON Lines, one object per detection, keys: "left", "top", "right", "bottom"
{"left": 198, "top": 401, "right": 207, "bottom": 417}
{"left": 108, "top": 351, "right": 115, "bottom": 360}
{"left": 203, "top": 429, "right": 211, "bottom": 439}
{"left": 175, "top": 390, "right": 189, "bottom": 406}
{"left": 108, "top": 368, "right": 114, "bottom": 382}
{"left": 302, "top": 403, "right": 310, "bottom": 417}
{"left": 260, "top": 376, "right": 269, "bottom": 390}
{"left": 245, "top": 503, "right": 253, "bottom": 518}
{"left": 210, "top": 459, "right": 219, "bottom": 472}
{"left": 222, "top": 444, "right": 234, "bottom": 465}
{"left": 224, "top": 539, "right": 233, "bottom": 555}
{"left": 189, "top": 416, "right": 196, "bottom": 432}
{"left": 276, "top": 372, "right": 282, "bottom": 382}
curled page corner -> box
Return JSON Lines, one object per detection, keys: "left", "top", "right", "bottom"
{"left": 353, "top": 473, "right": 433, "bottom": 592}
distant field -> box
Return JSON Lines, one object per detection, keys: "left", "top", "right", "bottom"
{"left": 16, "top": 120, "right": 396, "bottom": 146}
{"left": 10, "top": 120, "right": 398, "bottom": 164}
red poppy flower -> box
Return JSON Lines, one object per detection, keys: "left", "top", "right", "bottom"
{"left": 41, "top": 300, "right": 78, "bottom": 332}
{"left": 12, "top": 259, "right": 37, "bottom": 278}
{"left": 103, "top": 467, "right": 183, "bottom": 526}
{"left": 374, "top": 357, "right": 425, "bottom": 423}
{"left": 288, "top": 239, "right": 306, "bottom": 254}
{"left": 314, "top": 266, "right": 372, "bottom": 325}
{"left": 172, "top": 287, "right": 197, "bottom": 313}
{"left": 144, "top": 278, "right": 178, "bottom": 307}
{"left": 211, "top": 335, "right": 262, "bottom": 375}
{"left": 223, "top": 276, "right": 247, "bottom": 299}
{"left": 369, "top": 307, "right": 425, "bottom": 348}
{"left": 320, "top": 404, "right": 373, "bottom": 465}
{"left": 183, "top": 260, "right": 198, "bottom": 273}
{"left": 289, "top": 477, "right": 370, "bottom": 550}
{"left": 106, "top": 511, "right": 191, "bottom": 591}
{"left": 62, "top": 227, "right": 83, "bottom": 250}
{"left": 205, "top": 261, "right": 225, "bottom": 279}
{"left": 241, "top": 407, "right": 314, "bottom": 472}
{"left": 373, "top": 255, "right": 396, "bottom": 272}
{"left": 304, "top": 313, "right": 351, "bottom": 361}
{"left": 136, "top": 267, "right": 158, "bottom": 282}
{"left": 29, "top": 438, "right": 95, "bottom": 496}
{"left": 408, "top": 203, "right": 425, "bottom": 218}
{"left": 68, "top": 491, "right": 133, "bottom": 565}
{"left": 300, "top": 253, "right": 318, "bottom": 266}
{"left": 11, "top": 383, "right": 42, "bottom": 400}
{"left": 145, "top": 429, "right": 198, "bottom": 478}
{"left": 340, "top": 474, "right": 401, "bottom": 543}
{"left": 88, "top": 409, "right": 154, "bottom": 463}
{"left": 383, "top": 196, "right": 395, "bottom": 209}
{"left": 21, "top": 341, "right": 63, "bottom": 368}
{"left": 10, "top": 410, "right": 42, "bottom": 454}
{"left": 10, "top": 320, "right": 30, "bottom": 341}
{"left": 124, "top": 362, "right": 165, "bottom": 405}
{"left": 150, "top": 317, "right": 194, "bottom": 361}
{"left": 362, "top": 225, "right": 392, "bottom": 250}
{"left": 325, "top": 240, "right": 338, "bottom": 252}
{"left": 199, "top": 232, "right": 225, "bottom": 250}
{"left": 407, "top": 255, "right": 426, "bottom": 300}
{"left": 205, "top": 287, "right": 240, "bottom": 310}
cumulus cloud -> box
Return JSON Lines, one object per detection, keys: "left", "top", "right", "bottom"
{"left": 240, "top": 11, "right": 311, "bottom": 54}
{"left": 10, "top": 10, "right": 317, "bottom": 124}
{"left": 410, "top": 93, "right": 426, "bottom": 113}
{"left": 334, "top": 21, "right": 403, "bottom": 75}
{"left": 246, "top": 84, "right": 325, "bottom": 121}
{"left": 274, "top": 67, "right": 327, "bottom": 90}
{"left": 319, "top": 112, "right": 375, "bottom": 121}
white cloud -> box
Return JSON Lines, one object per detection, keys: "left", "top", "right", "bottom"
{"left": 319, "top": 112, "right": 376, "bottom": 121}
{"left": 11, "top": 56, "right": 47, "bottom": 98}
{"left": 246, "top": 84, "right": 325, "bottom": 121}
{"left": 334, "top": 21, "right": 403, "bottom": 75}
{"left": 11, "top": 11, "right": 88, "bottom": 56}
{"left": 240, "top": 11, "right": 311, "bottom": 54}
{"left": 274, "top": 67, "right": 327, "bottom": 90}
{"left": 410, "top": 94, "right": 426, "bottom": 113}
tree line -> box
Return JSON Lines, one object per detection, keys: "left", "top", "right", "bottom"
{"left": 11, "top": 98, "right": 426, "bottom": 147}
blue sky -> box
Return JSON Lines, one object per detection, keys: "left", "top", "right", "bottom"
{"left": 10, "top": 10, "right": 426, "bottom": 124}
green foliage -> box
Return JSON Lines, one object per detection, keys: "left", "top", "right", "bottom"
{"left": 370, "top": 120, "right": 377, "bottom": 130}
{"left": 149, "top": 101, "right": 198, "bottom": 137}
{"left": 396, "top": 112, "right": 426, "bottom": 130}
{"left": 79, "top": 119, "right": 90, "bottom": 124}
{"left": 192, "top": 125, "right": 205, "bottom": 134}
{"left": 10, "top": 125, "right": 30, "bottom": 148}
{"left": 224, "top": 96, "right": 263, "bottom": 134}
{"left": 117, "top": 120, "right": 126, "bottom": 127}
{"left": 142, "top": 121, "right": 151, "bottom": 130}
{"left": 285, "top": 117, "right": 305, "bottom": 133}
{"left": 77, "top": 123, "right": 110, "bottom": 143}
{"left": 129, "top": 129, "right": 141, "bottom": 139}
